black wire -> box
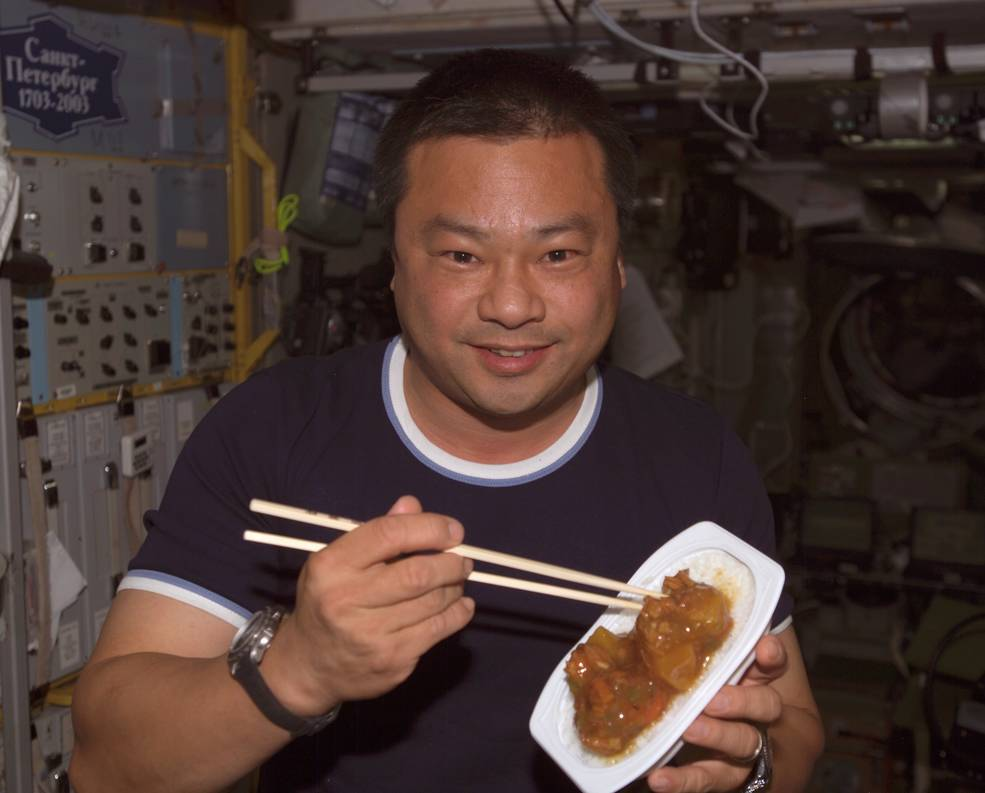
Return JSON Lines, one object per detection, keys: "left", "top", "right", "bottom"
{"left": 923, "top": 612, "right": 985, "bottom": 772}
{"left": 279, "top": 107, "right": 301, "bottom": 196}
{"left": 552, "top": 0, "right": 575, "bottom": 26}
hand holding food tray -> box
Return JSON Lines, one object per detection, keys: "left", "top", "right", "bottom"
{"left": 529, "top": 522, "right": 785, "bottom": 793}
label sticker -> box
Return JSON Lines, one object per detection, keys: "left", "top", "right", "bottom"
{"left": 57, "top": 620, "right": 81, "bottom": 670}
{"left": 176, "top": 228, "right": 209, "bottom": 249}
{"left": 176, "top": 398, "right": 195, "bottom": 442}
{"left": 54, "top": 383, "right": 77, "bottom": 399}
{"left": 45, "top": 417, "right": 71, "bottom": 467}
{"left": 140, "top": 397, "right": 162, "bottom": 442}
{"left": 0, "top": 14, "right": 126, "bottom": 140}
{"left": 83, "top": 410, "right": 107, "bottom": 457}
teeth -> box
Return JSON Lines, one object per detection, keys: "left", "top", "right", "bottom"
{"left": 491, "top": 349, "right": 528, "bottom": 357}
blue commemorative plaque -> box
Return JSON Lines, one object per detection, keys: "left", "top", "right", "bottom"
{"left": 0, "top": 13, "right": 126, "bottom": 140}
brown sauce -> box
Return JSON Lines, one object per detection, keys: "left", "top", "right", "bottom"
{"left": 564, "top": 570, "right": 733, "bottom": 756}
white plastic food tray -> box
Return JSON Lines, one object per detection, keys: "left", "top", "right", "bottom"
{"left": 529, "top": 521, "right": 785, "bottom": 793}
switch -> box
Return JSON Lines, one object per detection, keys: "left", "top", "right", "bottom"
{"left": 206, "top": 323, "right": 218, "bottom": 336}
{"left": 22, "top": 210, "right": 41, "bottom": 226}
{"left": 53, "top": 313, "right": 68, "bottom": 325}
{"left": 127, "top": 242, "right": 145, "bottom": 262}
{"left": 60, "top": 361, "right": 81, "bottom": 373}
{"left": 224, "top": 341, "right": 235, "bottom": 351}
{"left": 89, "top": 186, "right": 103, "bottom": 203}
{"left": 223, "top": 321, "right": 235, "bottom": 332}
{"left": 123, "top": 305, "right": 137, "bottom": 320}
{"left": 101, "top": 363, "right": 117, "bottom": 377}
{"left": 147, "top": 339, "right": 171, "bottom": 371}
{"left": 124, "top": 332, "right": 137, "bottom": 347}
{"left": 191, "top": 316, "right": 202, "bottom": 331}
{"left": 100, "top": 306, "right": 113, "bottom": 322}
{"left": 75, "top": 308, "right": 90, "bottom": 325}
{"left": 128, "top": 187, "right": 142, "bottom": 205}
{"left": 124, "top": 359, "right": 139, "bottom": 374}
{"left": 130, "top": 216, "right": 142, "bottom": 233}
{"left": 85, "top": 242, "right": 107, "bottom": 264}
{"left": 99, "top": 335, "right": 113, "bottom": 350}
{"left": 222, "top": 303, "right": 234, "bottom": 314}
{"left": 188, "top": 336, "right": 208, "bottom": 361}
{"left": 91, "top": 215, "right": 103, "bottom": 233}
{"left": 14, "top": 346, "right": 30, "bottom": 359}
{"left": 13, "top": 316, "right": 29, "bottom": 330}
{"left": 204, "top": 305, "right": 218, "bottom": 316}
{"left": 143, "top": 303, "right": 158, "bottom": 318}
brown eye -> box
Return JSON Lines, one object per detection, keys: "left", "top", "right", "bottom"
{"left": 449, "top": 251, "right": 476, "bottom": 264}
{"left": 546, "top": 250, "right": 572, "bottom": 263}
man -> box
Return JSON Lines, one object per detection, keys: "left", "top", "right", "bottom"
{"left": 70, "top": 49, "right": 823, "bottom": 793}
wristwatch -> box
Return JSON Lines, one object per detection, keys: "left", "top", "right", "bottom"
{"left": 228, "top": 605, "right": 340, "bottom": 737}
{"left": 739, "top": 726, "right": 773, "bottom": 793}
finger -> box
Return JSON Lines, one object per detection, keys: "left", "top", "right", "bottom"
{"left": 391, "top": 596, "right": 476, "bottom": 661}
{"left": 681, "top": 716, "right": 762, "bottom": 763}
{"left": 360, "top": 551, "right": 473, "bottom": 608}
{"left": 365, "top": 581, "right": 468, "bottom": 633}
{"left": 740, "top": 635, "right": 787, "bottom": 684}
{"left": 754, "top": 634, "right": 786, "bottom": 670}
{"left": 703, "top": 684, "right": 783, "bottom": 724}
{"left": 647, "top": 758, "right": 749, "bottom": 793}
{"left": 387, "top": 494, "right": 423, "bottom": 516}
{"left": 324, "top": 509, "right": 465, "bottom": 570}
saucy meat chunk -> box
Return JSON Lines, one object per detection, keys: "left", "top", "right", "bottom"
{"left": 635, "top": 570, "right": 731, "bottom": 691}
{"left": 564, "top": 570, "right": 733, "bottom": 756}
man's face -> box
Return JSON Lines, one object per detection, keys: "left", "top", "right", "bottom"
{"left": 391, "top": 132, "right": 625, "bottom": 428}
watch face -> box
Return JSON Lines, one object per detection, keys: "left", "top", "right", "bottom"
{"left": 230, "top": 609, "right": 271, "bottom": 656}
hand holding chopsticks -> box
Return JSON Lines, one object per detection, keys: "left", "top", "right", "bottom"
{"left": 246, "top": 498, "right": 659, "bottom": 611}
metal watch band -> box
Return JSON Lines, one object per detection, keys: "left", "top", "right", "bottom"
{"left": 228, "top": 606, "right": 340, "bottom": 737}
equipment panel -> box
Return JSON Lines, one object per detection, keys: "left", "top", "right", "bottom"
{"left": 11, "top": 273, "right": 233, "bottom": 404}
{"left": 155, "top": 165, "right": 229, "bottom": 272}
{"left": 174, "top": 272, "right": 235, "bottom": 378}
{"left": 10, "top": 154, "right": 157, "bottom": 278}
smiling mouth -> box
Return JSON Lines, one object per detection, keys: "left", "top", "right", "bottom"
{"left": 480, "top": 342, "right": 554, "bottom": 357}
{"left": 489, "top": 348, "right": 531, "bottom": 358}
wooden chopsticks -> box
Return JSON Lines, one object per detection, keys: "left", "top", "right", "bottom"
{"left": 245, "top": 498, "right": 659, "bottom": 611}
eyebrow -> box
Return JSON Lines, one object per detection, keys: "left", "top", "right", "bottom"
{"left": 420, "top": 215, "right": 490, "bottom": 241}
{"left": 532, "top": 213, "right": 599, "bottom": 241}
{"left": 419, "top": 213, "right": 599, "bottom": 242}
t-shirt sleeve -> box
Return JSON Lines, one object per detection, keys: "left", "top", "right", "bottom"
{"left": 713, "top": 424, "right": 793, "bottom": 630}
{"left": 122, "top": 366, "right": 301, "bottom": 627}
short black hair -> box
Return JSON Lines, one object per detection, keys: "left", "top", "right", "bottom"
{"left": 374, "top": 48, "right": 636, "bottom": 242}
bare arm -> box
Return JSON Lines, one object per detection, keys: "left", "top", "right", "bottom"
{"left": 69, "top": 590, "right": 284, "bottom": 793}
{"left": 69, "top": 497, "right": 474, "bottom": 793}
{"left": 645, "top": 626, "right": 824, "bottom": 793}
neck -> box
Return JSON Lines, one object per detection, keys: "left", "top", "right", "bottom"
{"left": 402, "top": 357, "right": 588, "bottom": 466}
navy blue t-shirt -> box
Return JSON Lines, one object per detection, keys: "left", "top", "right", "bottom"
{"left": 126, "top": 336, "right": 792, "bottom": 793}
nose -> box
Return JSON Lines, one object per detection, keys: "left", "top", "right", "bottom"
{"left": 476, "top": 261, "right": 546, "bottom": 329}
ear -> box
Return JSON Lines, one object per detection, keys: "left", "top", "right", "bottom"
{"left": 389, "top": 247, "right": 400, "bottom": 291}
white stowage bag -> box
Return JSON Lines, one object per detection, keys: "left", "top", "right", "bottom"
{"left": 0, "top": 110, "right": 20, "bottom": 258}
